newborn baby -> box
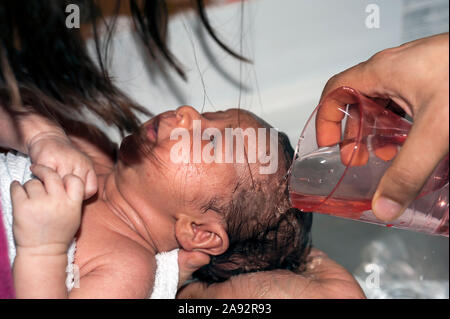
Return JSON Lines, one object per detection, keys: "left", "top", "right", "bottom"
{"left": 11, "top": 106, "right": 313, "bottom": 298}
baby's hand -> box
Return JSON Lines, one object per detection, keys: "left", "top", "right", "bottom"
{"left": 27, "top": 132, "right": 97, "bottom": 199}
{"left": 11, "top": 165, "right": 84, "bottom": 255}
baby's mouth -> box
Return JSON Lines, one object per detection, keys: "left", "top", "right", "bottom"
{"left": 145, "top": 117, "right": 159, "bottom": 144}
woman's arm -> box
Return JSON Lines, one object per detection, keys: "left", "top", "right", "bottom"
{"left": 0, "top": 104, "right": 98, "bottom": 198}
{"left": 177, "top": 249, "right": 365, "bottom": 299}
{"left": 0, "top": 104, "right": 63, "bottom": 153}
{"left": 62, "top": 118, "right": 118, "bottom": 175}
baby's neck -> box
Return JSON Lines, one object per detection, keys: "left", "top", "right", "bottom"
{"left": 98, "top": 171, "right": 179, "bottom": 254}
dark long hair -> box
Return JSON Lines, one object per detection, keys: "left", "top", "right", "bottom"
{"left": 0, "top": 0, "right": 246, "bottom": 135}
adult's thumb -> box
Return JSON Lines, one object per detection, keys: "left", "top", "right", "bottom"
{"left": 372, "top": 105, "right": 448, "bottom": 221}
{"left": 178, "top": 250, "right": 210, "bottom": 288}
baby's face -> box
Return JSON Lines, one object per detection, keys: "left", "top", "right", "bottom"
{"left": 116, "top": 106, "right": 281, "bottom": 222}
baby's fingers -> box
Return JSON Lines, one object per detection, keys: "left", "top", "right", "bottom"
{"left": 30, "top": 164, "right": 64, "bottom": 195}
{"left": 23, "top": 179, "right": 46, "bottom": 199}
{"left": 63, "top": 174, "right": 84, "bottom": 203}
{"left": 10, "top": 181, "right": 28, "bottom": 203}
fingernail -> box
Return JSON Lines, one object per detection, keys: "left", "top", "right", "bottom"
{"left": 373, "top": 197, "right": 403, "bottom": 221}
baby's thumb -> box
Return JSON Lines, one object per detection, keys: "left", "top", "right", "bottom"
{"left": 178, "top": 249, "right": 210, "bottom": 288}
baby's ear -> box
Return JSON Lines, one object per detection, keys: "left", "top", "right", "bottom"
{"left": 175, "top": 215, "right": 229, "bottom": 256}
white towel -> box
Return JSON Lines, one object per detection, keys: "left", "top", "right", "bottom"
{"left": 0, "top": 151, "right": 179, "bottom": 298}
{"left": 0, "top": 152, "right": 32, "bottom": 266}
{"left": 150, "top": 249, "right": 179, "bottom": 299}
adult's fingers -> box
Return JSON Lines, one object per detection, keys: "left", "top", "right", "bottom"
{"left": 372, "top": 96, "right": 449, "bottom": 221}
{"left": 176, "top": 281, "right": 209, "bottom": 299}
{"left": 373, "top": 140, "right": 398, "bottom": 162}
{"left": 316, "top": 98, "right": 345, "bottom": 147}
{"left": 340, "top": 105, "right": 370, "bottom": 166}
{"left": 83, "top": 169, "right": 98, "bottom": 199}
{"left": 63, "top": 174, "right": 85, "bottom": 203}
{"left": 73, "top": 165, "right": 97, "bottom": 199}
{"left": 320, "top": 61, "right": 383, "bottom": 102}
{"left": 316, "top": 87, "right": 359, "bottom": 147}
{"left": 317, "top": 87, "right": 370, "bottom": 166}
{"left": 371, "top": 103, "right": 410, "bottom": 162}
{"left": 30, "top": 164, "right": 64, "bottom": 195}
{"left": 178, "top": 249, "right": 210, "bottom": 289}
{"left": 55, "top": 164, "right": 74, "bottom": 183}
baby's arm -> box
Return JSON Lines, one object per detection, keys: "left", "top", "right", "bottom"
{"left": 0, "top": 105, "right": 97, "bottom": 198}
{"left": 11, "top": 165, "right": 84, "bottom": 298}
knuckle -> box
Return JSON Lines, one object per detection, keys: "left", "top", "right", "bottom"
{"left": 40, "top": 155, "right": 58, "bottom": 166}
{"left": 324, "top": 75, "right": 339, "bottom": 91}
{"left": 26, "top": 179, "right": 40, "bottom": 187}
{"left": 67, "top": 174, "right": 83, "bottom": 184}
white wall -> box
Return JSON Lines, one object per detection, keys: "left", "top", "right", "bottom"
{"left": 91, "top": 0, "right": 447, "bottom": 145}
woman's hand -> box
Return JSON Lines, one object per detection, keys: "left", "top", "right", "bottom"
{"left": 0, "top": 107, "right": 98, "bottom": 199}
{"left": 177, "top": 249, "right": 211, "bottom": 289}
{"left": 27, "top": 132, "right": 97, "bottom": 200}
{"left": 11, "top": 164, "right": 84, "bottom": 254}
{"left": 176, "top": 249, "right": 365, "bottom": 299}
{"left": 319, "top": 33, "right": 449, "bottom": 221}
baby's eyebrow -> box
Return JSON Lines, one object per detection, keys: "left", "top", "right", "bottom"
{"left": 232, "top": 180, "right": 241, "bottom": 195}
{"left": 200, "top": 195, "right": 227, "bottom": 215}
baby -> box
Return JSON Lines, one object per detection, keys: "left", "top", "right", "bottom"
{"left": 8, "top": 106, "right": 313, "bottom": 298}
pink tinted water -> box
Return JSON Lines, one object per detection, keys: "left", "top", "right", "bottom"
{"left": 290, "top": 136, "right": 449, "bottom": 236}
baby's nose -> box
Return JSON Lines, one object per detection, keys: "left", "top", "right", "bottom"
{"left": 176, "top": 105, "right": 201, "bottom": 128}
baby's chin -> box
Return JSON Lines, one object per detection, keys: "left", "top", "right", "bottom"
{"left": 118, "top": 133, "right": 146, "bottom": 166}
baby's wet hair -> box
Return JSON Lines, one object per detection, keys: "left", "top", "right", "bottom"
{"left": 193, "top": 131, "right": 313, "bottom": 283}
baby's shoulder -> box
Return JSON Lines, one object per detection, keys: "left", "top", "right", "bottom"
{"left": 74, "top": 233, "right": 156, "bottom": 298}
{"left": 108, "top": 236, "right": 157, "bottom": 274}
{"left": 79, "top": 226, "right": 156, "bottom": 273}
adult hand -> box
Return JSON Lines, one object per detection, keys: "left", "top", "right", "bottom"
{"left": 177, "top": 249, "right": 365, "bottom": 299}
{"left": 177, "top": 249, "right": 210, "bottom": 289}
{"left": 0, "top": 108, "right": 98, "bottom": 200}
{"left": 27, "top": 132, "right": 98, "bottom": 200}
{"left": 319, "top": 33, "right": 449, "bottom": 221}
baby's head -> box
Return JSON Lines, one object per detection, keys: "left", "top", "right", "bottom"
{"left": 193, "top": 128, "right": 313, "bottom": 282}
{"left": 117, "top": 106, "right": 312, "bottom": 282}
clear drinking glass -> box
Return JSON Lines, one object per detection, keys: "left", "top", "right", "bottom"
{"left": 289, "top": 86, "right": 449, "bottom": 236}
